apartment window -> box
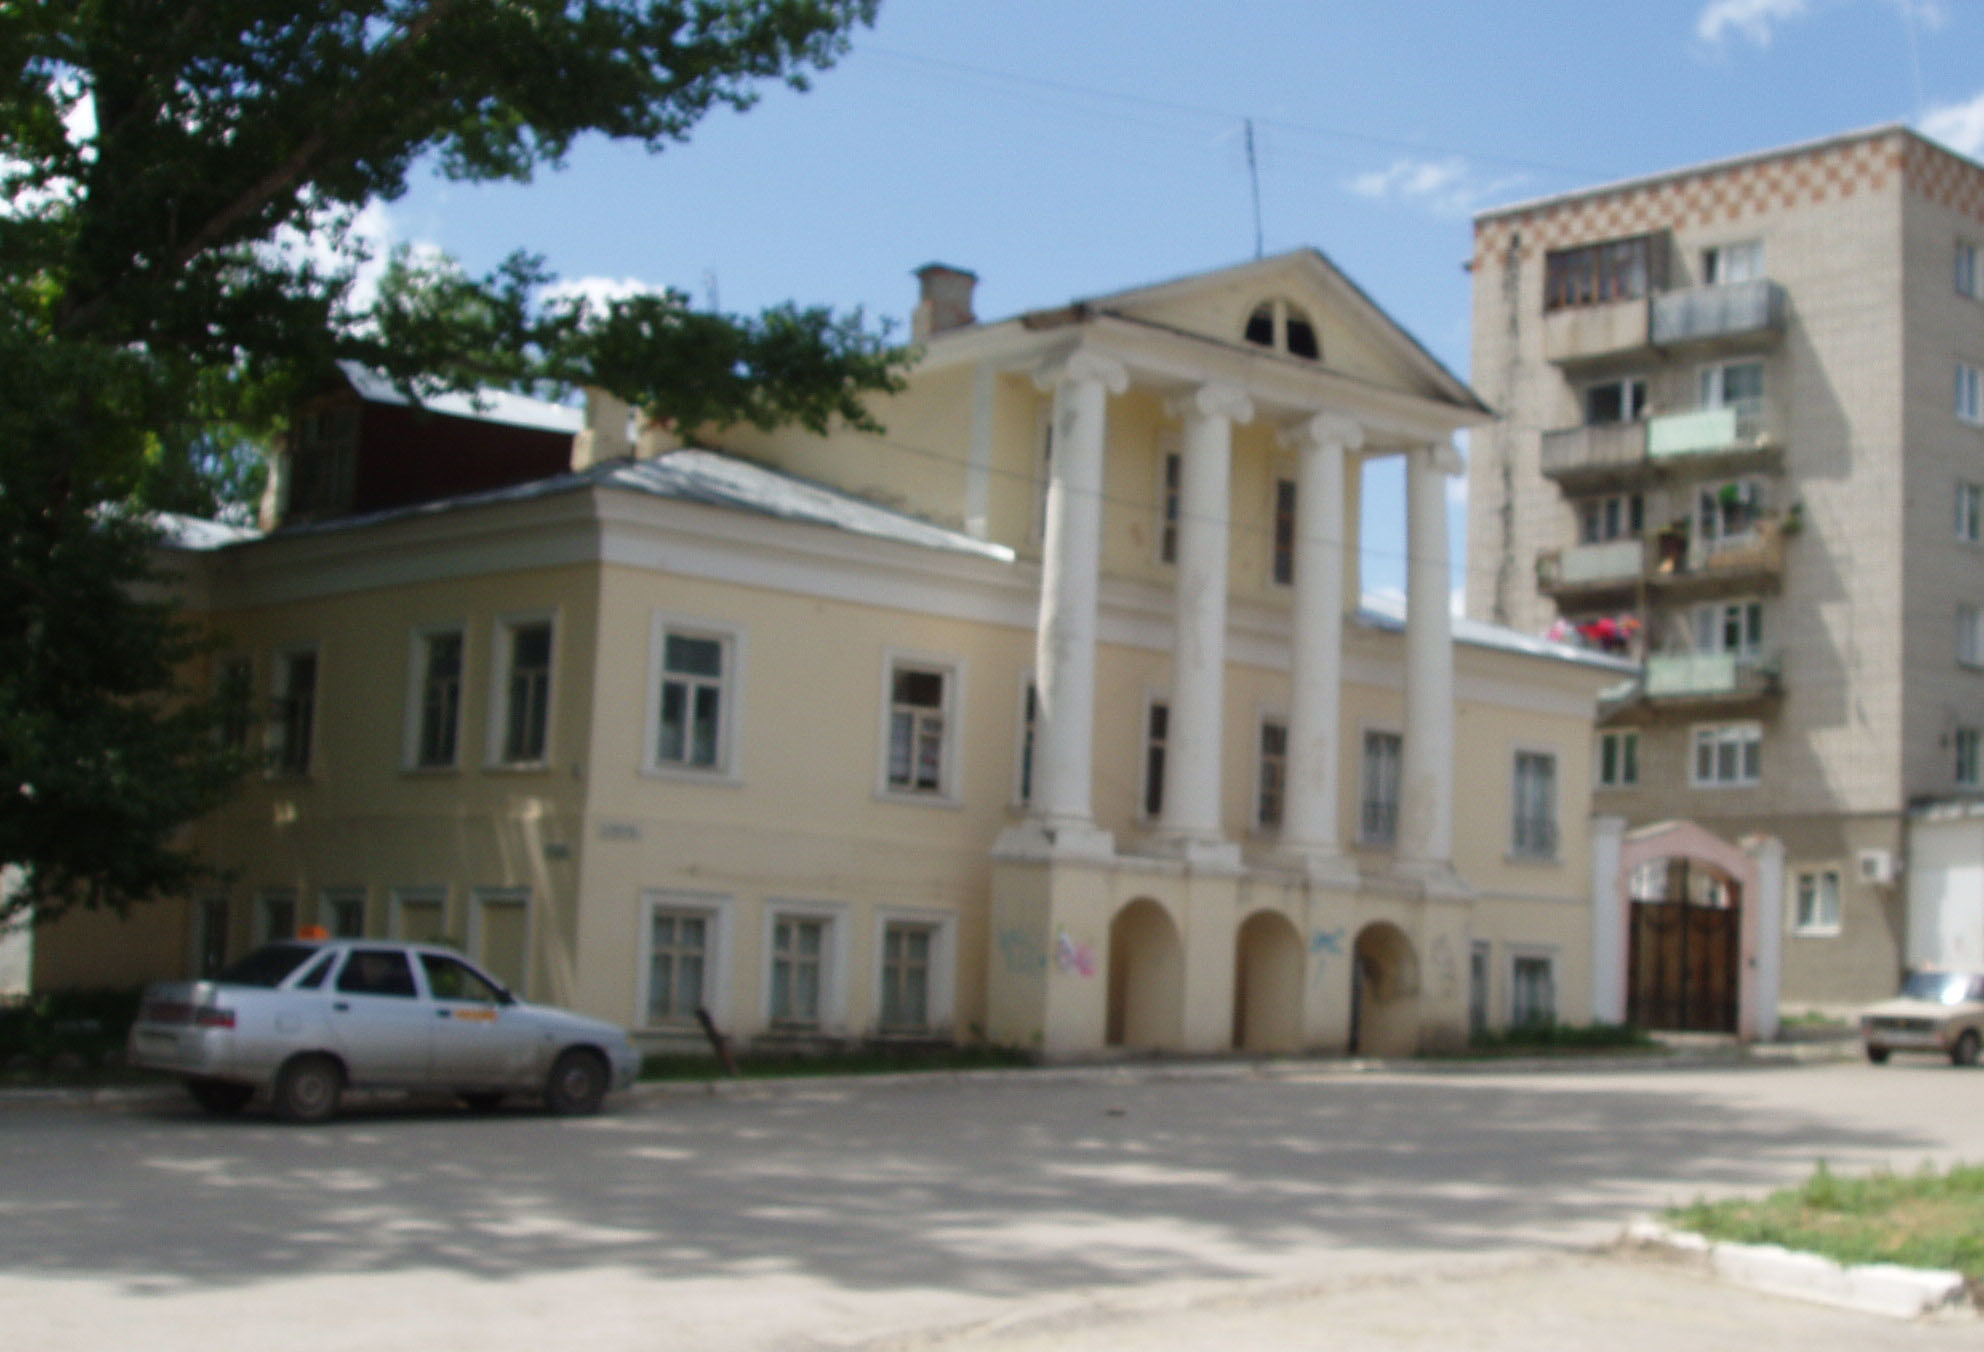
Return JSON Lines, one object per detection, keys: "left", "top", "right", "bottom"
{"left": 1015, "top": 679, "right": 1037, "bottom": 804}
{"left": 217, "top": 656, "right": 254, "bottom": 752}
{"left": 1158, "top": 450, "right": 1180, "bottom": 565}
{"left": 1794, "top": 869, "right": 1841, "bottom": 936}
{"left": 1960, "top": 605, "right": 1984, "bottom": 668}
{"left": 1958, "top": 727, "right": 1982, "bottom": 788}
{"left": 652, "top": 622, "right": 734, "bottom": 774}
{"left": 1544, "top": 235, "right": 1655, "bottom": 311}
{"left": 1692, "top": 722, "right": 1762, "bottom": 787}
{"left": 1578, "top": 492, "right": 1642, "bottom": 544}
{"left": 1695, "top": 599, "right": 1764, "bottom": 658}
{"left": 645, "top": 910, "right": 709, "bottom": 1023}
{"left": 1511, "top": 751, "right": 1558, "bottom": 859}
{"left": 1702, "top": 239, "right": 1763, "bottom": 285}
{"left": 1698, "top": 479, "right": 1763, "bottom": 545}
{"left": 1699, "top": 359, "right": 1764, "bottom": 410}
{"left": 1256, "top": 717, "right": 1288, "bottom": 831}
{"left": 1272, "top": 478, "right": 1297, "bottom": 586}
{"left": 1243, "top": 298, "right": 1320, "bottom": 359}
{"left": 1360, "top": 729, "right": 1402, "bottom": 846}
{"left": 769, "top": 914, "right": 828, "bottom": 1027}
{"left": 1958, "top": 240, "right": 1980, "bottom": 299}
{"left": 497, "top": 618, "right": 553, "bottom": 764}
{"left": 271, "top": 648, "right": 318, "bottom": 776}
{"left": 1583, "top": 376, "right": 1648, "bottom": 424}
{"left": 1960, "top": 482, "right": 1983, "bottom": 543}
{"left": 1142, "top": 700, "right": 1169, "bottom": 819}
{"left": 879, "top": 922, "right": 934, "bottom": 1032}
{"left": 1959, "top": 363, "right": 1982, "bottom": 426}
{"left": 1509, "top": 951, "right": 1557, "bottom": 1027}
{"left": 1598, "top": 730, "right": 1639, "bottom": 788}
{"left": 256, "top": 887, "right": 298, "bottom": 945}
{"left": 412, "top": 629, "right": 463, "bottom": 769}
{"left": 884, "top": 659, "right": 955, "bottom": 797}
{"left": 320, "top": 887, "right": 365, "bottom": 939}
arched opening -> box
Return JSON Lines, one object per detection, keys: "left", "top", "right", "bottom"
{"left": 1106, "top": 898, "right": 1183, "bottom": 1050}
{"left": 1626, "top": 855, "right": 1742, "bottom": 1032}
{"left": 1242, "top": 298, "right": 1321, "bottom": 361}
{"left": 1350, "top": 922, "right": 1420, "bottom": 1057}
{"left": 1232, "top": 910, "right": 1304, "bottom": 1053}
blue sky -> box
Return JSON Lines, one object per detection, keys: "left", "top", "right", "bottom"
{"left": 376, "top": 0, "right": 1984, "bottom": 612}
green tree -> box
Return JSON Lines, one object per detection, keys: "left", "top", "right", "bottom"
{"left": 1, "top": 0, "right": 901, "bottom": 928}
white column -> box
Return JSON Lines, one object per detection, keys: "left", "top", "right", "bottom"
{"left": 1743, "top": 833, "right": 1785, "bottom": 1043}
{"left": 1017, "top": 348, "right": 1126, "bottom": 858}
{"left": 1397, "top": 441, "right": 1464, "bottom": 891}
{"left": 1277, "top": 412, "right": 1362, "bottom": 883}
{"left": 1589, "top": 815, "right": 1627, "bottom": 1024}
{"left": 1153, "top": 383, "right": 1251, "bottom": 864}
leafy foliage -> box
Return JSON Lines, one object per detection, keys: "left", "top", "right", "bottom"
{"left": 2, "top": 0, "right": 900, "bottom": 928}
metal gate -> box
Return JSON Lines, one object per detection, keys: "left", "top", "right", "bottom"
{"left": 1626, "top": 860, "right": 1739, "bottom": 1033}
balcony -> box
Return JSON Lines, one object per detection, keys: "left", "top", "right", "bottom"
{"left": 1639, "top": 651, "right": 1782, "bottom": 718}
{"left": 1645, "top": 397, "right": 1784, "bottom": 479}
{"left": 1649, "top": 517, "right": 1789, "bottom": 600}
{"left": 1536, "top": 536, "right": 1645, "bottom": 608}
{"left": 1543, "top": 297, "right": 1651, "bottom": 366}
{"left": 1650, "top": 278, "right": 1788, "bottom": 353}
{"left": 1539, "top": 420, "right": 1647, "bottom": 489}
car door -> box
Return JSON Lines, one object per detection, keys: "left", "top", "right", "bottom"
{"left": 325, "top": 947, "right": 433, "bottom": 1084}
{"left": 420, "top": 951, "right": 537, "bottom": 1087}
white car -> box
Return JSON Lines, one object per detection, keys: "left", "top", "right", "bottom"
{"left": 128, "top": 939, "right": 641, "bottom": 1121}
{"left": 1860, "top": 969, "right": 1984, "bottom": 1067}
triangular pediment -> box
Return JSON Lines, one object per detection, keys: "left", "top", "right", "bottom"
{"left": 1079, "top": 250, "right": 1482, "bottom": 413}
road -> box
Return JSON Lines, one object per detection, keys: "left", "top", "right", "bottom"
{"left": 2, "top": 1058, "right": 1981, "bottom": 1350}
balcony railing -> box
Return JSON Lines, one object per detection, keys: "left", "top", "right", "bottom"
{"left": 1647, "top": 397, "right": 1778, "bottom": 462}
{"left": 1649, "top": 278, "right": 1788, "bottom": 350}
{"left": 1539, "top": 421, "right": 1647, "bottom": 484}
{"left": 1537, "top": 536, "right": 1644, "bottom": 595}
{"left": 1644, "top": 651, "right": 1780, "bottom": 700}
{"left": 1543, "top": 296, "right": 1651, "bottom": 365}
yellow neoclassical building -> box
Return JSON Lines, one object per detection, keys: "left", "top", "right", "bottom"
{"left": 42, "top": 251, "right": 1632, "bottom": 1058}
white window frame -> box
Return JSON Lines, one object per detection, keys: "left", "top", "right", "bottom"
{"left": 1359, "top": 724, "right": 1403, "bottom": 847}
{"left": 1697, "top": 477, "right": 1764, "bottom": 547}
{"left": 1510, "top": 747, "right": 1560, "bottom": 861}
{"left": 1792, "top": 868, "right": 1842, "bottom": 937}
{"left": 1958, "top": 727, "right": 1982, "bottom": 789}
{"left": 1254, "top": 709, "right": 1289, "bottom": 833}
{"left": 488, "top": 611, "right": 556, "bottom": 768}
{"left": 763, "top": 901, "right": 848, "bottom": 1032}
{"left": 1690, "top": 721, "right": 1763, "bottom": 788}
{"left": 1960, "top": 482, "right": 1984, "bottom": 544}
{"left": 389, "top": 886, "right": 450, "bottom": 943}
{"left": 1597, "top": 729, "right": 1639, "bottom": 788}
{"left": 1702, "top": 239, "right": 1764, "bottom": 285}
{"left": 1581, "top": 375, "right": 1648, "bottom": 425}
{"left": 468, "top": 886, "right": 532, "bottom": 995}
{"left": 1578, "top": 491, "right": 1642, "bottom": 544}
{"left": 255, "top": 886, "right": 299, "bottom": 945}
{"left": 1698, "top": 358, "right": 1765, "bottom": 410}
{"left": 872, "top": 907, "right": 956, "bottom": 1037}
{"left": 636, "top": 890, "right": 732, "bottom": 1030}
{"left": 1959, "top": 362, "right": 1983, "bottom": 426}
{"left": 1693, "top": 598, "right": 1765, "bottom": 659}
{"left": 403, "top": 622, "right": 466, "bottom": 771}
{"left": 1508, "top": 947, "right": 1559, "bottom": 1027}
{"left": 268, "top": 643, "right": 320, "bottom": 777}
{"left": 877, "top": 649, "right": 964, "bottom": 804}
{"left": 1011, "top": 672, "right": 1037, "bottom": 807}
{"left": 1960, "top": 604, "right": 1984, "bottom": 669}
{"left": 318, "top": 885, "right": 366, "bottom": 940}
{"left": 1138, "top": 690, "right": 1171, "bottom": 822}
{"left": 1958, "top": 239, "right": 1980, "bottom": 300}
{"left": 643, "top": 613, "right": 744, "bottom": 782}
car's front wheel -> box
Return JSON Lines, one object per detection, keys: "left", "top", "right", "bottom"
{"left": 1864, "top": 1044, "right": 1891, "bottom": 1064}
{"left": 544, "top": 1048, "right": 608, "bottom": 1116}
{"left": 273, "top": 1054, "right": 344, "bottom": 1124}
{"left": 1951, "top": 1030, "right": 1980, "bottom": 1067}
{"left": 186, "top": 1077, "right": 254, "bottom": 1115}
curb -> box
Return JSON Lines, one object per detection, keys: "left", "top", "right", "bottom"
{"left": 1622, "top": 1219, "right": 1972, "bottom": 1320}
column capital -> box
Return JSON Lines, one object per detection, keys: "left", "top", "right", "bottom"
{"left": 1034, "top": 347, "right": 1128, "bottom": 396}
{"left": 1417, "top": 440, "right": 1465, "bottom": 475}
{"left": 1280, "top": 411, "right": 1366, "bottom": 454}
{"left": 1167, "top": 381, "right": 1253, "bottom": 425}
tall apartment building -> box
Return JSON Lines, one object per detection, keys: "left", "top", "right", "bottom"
{"left": 1467, "top": 126, "right": 1984, "bottom": 1012}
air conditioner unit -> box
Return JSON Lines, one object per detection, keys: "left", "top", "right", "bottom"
{"left": 1857, "top": 849, "right": 1898, "bottom": 884}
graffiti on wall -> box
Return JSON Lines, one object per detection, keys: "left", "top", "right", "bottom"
{"left": 1055, "top": 927, "right": 1097, "bottom": 978}
{"left": 1309, "top": 927, "right": 1346, "bottom": 976}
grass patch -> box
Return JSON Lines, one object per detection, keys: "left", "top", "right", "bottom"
{"left": 1461, "top": 1020, "right": 1657, "bottom": 1056}
{"left": 1666, "top": 1161, "right": 1984, "bottom": 1288}
{"left": 640, "top": 1043, "right": 1035, "bottom": 1082}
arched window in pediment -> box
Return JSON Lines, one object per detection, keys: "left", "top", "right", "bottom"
{"left": 1242, "top": 299, "right": 1320, "bottom": 361}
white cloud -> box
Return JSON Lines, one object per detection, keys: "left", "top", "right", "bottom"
{"left": 1695, "top": 0, "right": 1811, "bottom": 48}
{"left": 1921, "top": 90, "right": 1984, "bottom": 157}
{"left": 539, "top": 275, "right": 670, "bottom": 311}
{"left": 1348, "top": 158, "right": 1525, "bottom": 218}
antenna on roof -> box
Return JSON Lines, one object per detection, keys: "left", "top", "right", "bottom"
{"left": 1245, "top": 118, "right": 1264, "bottom": 259}
{"left": 703, "top": 269, "right": 720, "bottom": 313}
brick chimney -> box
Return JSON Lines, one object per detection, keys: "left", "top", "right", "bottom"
{"left": 912, "top": 263, "right": 978, "bottom": 342}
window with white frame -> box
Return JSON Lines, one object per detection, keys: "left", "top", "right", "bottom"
{"left": 410, "top": 628, "right": 463, "bottom": 769}
{"left": 1582, "top": 375, "right": 1647, "bottom": 425}
{"left": 879, "top": 921, "right": 935, "bottom": 1033}
{"left": 1272, "top": 478, "right": 1297, "bottom": 586}
{"left": 1692, "top": 722, "right": 1762, "bottom": 787}
{"left": 1578, "top": 491, "right": 1642, "bottom": 544}
{"left": 1958, "top": 727, "right": 1982, "bottom": 788}
{"left": 769, "top": 912, "right": 831, "bottom": 1028}
{"left": 1142, "top": 699, "right": 1169, "bottom": 819}
{"left": 1702, "top": 239, "right": 1764, "bottom": 285}
{"left": 319, "top": 886, "right": 365, "bottom": 939}
{"left": 1960, "top": 605, "right": 1984, "bottom": 668}
{"left": 1243, "top": 297, "right": 1320, "bottom": 359}
{"left": 1793, "top": 868, "right": 1841, "bottom": 936}
{"left": 1598, "top": 730, "right": 1639, "bottom": 788}
{"left": 495, "top": 618, "right": 553, "bottom": 764}
{"left": 1256, "top": 716, "right": 1287, "bottom": 831}
{"left": 1157, "top": 448, "right": 1180, "bottom": 565}
{"left": 1509, "top": 951, "right": 1557, "bottom": 1027}
{"left": 1959, "top": 240, "right": 1980, "bottom": 300}
{"left": 883, "top": 657, "right": 957, "bottom": 798}
{"left": 1360, "top": 729, "right": 1402, "bottom": 846}
{"left": 1698, "top": 478, "right": 1764, "bottom": 546}
{"left": 1694, "top": 599, "right": 1764, "bottom": 659}
{"left": 650, "top": 620, "right": 736, "bottom": 775}
{"left": 645, "top": 906, "right": 711, "bottom": 1024}
{"left": 1699, "top": 359, "right": 1764, "bottom": 410}
{"left": 256, "top": 887, "right": 298, "bottom": 944}
{"left": 1961, "top": 482, "right": 1984, "bottom": 544}
{"left": 1014, "top": 678, "right": 1037, "bottom": 805}
{"left": 270, "top": 648, "right": 318, "bottom": 776}
{"left": 1511, "top": 750, "right": 1558, "bottom": 859}
{"left": 1960, "top": 363, "right": 1983, "bottom": 425}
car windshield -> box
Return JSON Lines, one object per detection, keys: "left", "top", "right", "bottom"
{"left": 213, "top": 943, "right": 320, "bottom": 988}
{"left": 1899, "top": 971, "right": 1979, "bottom": 1005}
